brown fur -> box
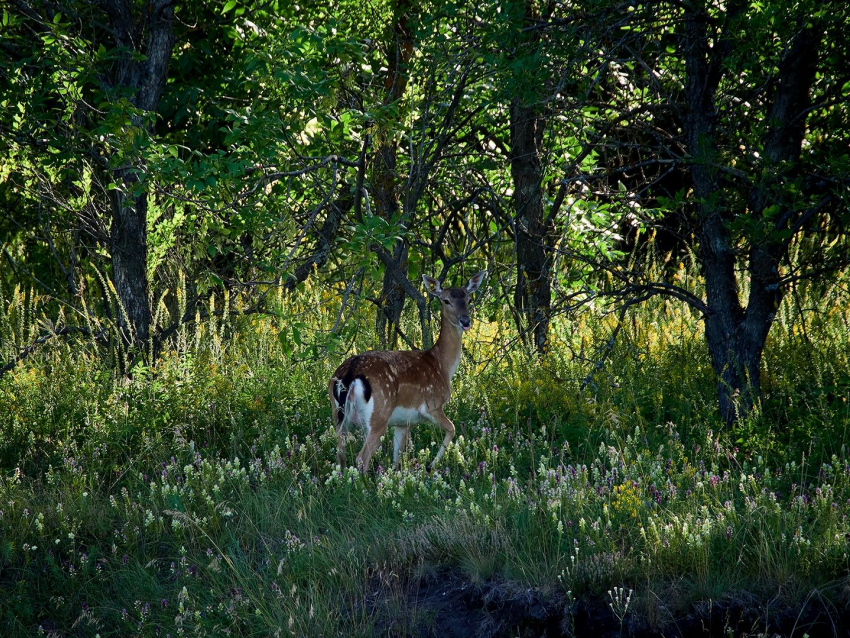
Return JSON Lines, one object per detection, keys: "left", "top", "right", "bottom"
{"left": 329, "top": 271, "right": 485, "bottom": 470}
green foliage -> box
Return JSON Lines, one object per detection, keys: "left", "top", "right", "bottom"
{"left": 1, "top": 0, "right": 850, "bottom": 631}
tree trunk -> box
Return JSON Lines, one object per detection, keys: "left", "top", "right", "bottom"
{"left": 110, "top": 184, "right": 153, "bottom": 344}
{"left": 507, "top": 0, "right": 553, "bottom": 356}
{"left": 510, "top": 96, "right": 551, "bottom": 354}
{"left": 374, "top": 0, "right": 413, "bottom": 348}
{"left": 102, "top": 0, "right": 175, "bottom": 349}
{"left": 376, "top": 241, "right": 409, "bottom": 348}
{"left": 683, "top": 7, "right": 820, "bottom": 425}
{"left": 374, "top": 130, "right": 406, "bottom": 347}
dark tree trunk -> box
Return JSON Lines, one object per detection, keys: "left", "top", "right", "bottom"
{"left": 510, "top": 100, "right": 551, "bottom": 354}
{"left": 374, "top": 132, "right": 406, "bottom": 347}
{"left": 374, "top": 0, "right": 413, "bottom": 348}
{"left": 101, "top": 0, "right": 175, "bottom": 348}
{"left": 376, "top": 241, "right": 409, "bottom": 348}
{"left": 110, "top": 185, "right": 153, "bottom": 344}
{"left": 683, "top": 7, "right": 820, "bottom": 425}
{"left": 509, "top": 0, "right": 552, "bottom": 356}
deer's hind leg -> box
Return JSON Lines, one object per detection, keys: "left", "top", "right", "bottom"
{"left": 356, "top": 402, "right": 390, "bottom": 472}
{"left": 329, "top": 380, "right": 348, "bottom": 467}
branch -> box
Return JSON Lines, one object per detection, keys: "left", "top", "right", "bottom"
{"left": 236, "top": 154, "right": 361, "bottom": 203}
{"left": 371, "top": 244, "right": 432, "bottom": 348}
{"left": 331, "top": 267, "right": 364, "bottom": 334}
{"left": 777, "top": 254, "right": 850, "bottom": 288}
{"left": 580, "top": 304, "right": 628, "bottom": 391}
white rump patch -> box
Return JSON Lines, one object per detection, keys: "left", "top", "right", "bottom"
{"left": 343, "top": 379, "right": 374, "bottom": 437}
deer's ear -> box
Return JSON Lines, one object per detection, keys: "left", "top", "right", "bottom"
{"left": 466, "top": 270, "right": 487, "bottom": 293}
{"left": 423, "top": 275, "right": 442, "bottom": 296}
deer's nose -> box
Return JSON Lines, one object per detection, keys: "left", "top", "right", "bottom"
{"left": 459, "top": 315, "right": 471, "bottom": 331}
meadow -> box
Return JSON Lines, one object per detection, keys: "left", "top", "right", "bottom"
{"left": 1, "top": 274, "right": 850, "bottom": 637}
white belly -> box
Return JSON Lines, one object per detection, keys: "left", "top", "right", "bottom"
{"left": 387, "top": 404, "right": 432, "bottom": 426}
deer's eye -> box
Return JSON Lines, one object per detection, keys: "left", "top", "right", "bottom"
{"left": 443, "top": 299, "right": 450, "bottom": 305}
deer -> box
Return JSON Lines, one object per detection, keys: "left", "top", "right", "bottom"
{"left": 328, "top": 270, "right": 486, "bottom": 471}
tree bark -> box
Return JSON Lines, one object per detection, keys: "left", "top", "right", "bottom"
{"left": 101, "top": 0, "right": 176, "bottom": 347}
{"left": 109, "top": 185, "right": 153, "bottom": 344}
{"left": 510, "top": 99, "right": 551, "bottom": 354}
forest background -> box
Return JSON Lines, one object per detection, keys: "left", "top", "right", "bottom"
{"left": 1, "top": 0, "right": 850, "bottom": 635}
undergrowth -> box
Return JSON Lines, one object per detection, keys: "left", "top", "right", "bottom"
{"left": 1, "top": 274, "right": 850, "bottom": 636}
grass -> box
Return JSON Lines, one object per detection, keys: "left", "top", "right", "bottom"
{"left": 1, "top": 278, "right": 850, "bottom": 636}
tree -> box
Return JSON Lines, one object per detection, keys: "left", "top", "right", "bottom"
{"left": 1, "top": 0, "right": 358, "bottom": 366}
{"left": 103, "top": 0, "right": 175, "bottom": 347}
{"left": 1, "top": 0, "right": 176, "bottom": 349}
{"left": 506, "top": 0, "right": 554, "bottom": 355}
{"left": 372, "top": 0, "right": 415, "bottom": 347}
{"left": 558, "top": 0, "right": 850, "bottom": 424}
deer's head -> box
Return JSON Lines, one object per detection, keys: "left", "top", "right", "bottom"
{"left": 423, "top": 271, "right": 486, "bottom": 332}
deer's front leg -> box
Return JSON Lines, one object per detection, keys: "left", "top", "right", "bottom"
{"left": 393, "top": 425, "right": 411, "bottom": 468}
{"left": 430, "top": 410, "right": 455, "bottom": 467}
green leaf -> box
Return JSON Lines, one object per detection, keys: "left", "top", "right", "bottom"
{"left": 222, "top": 0, "right": 237, "bottom": 14}
{"left": 278, "top": 331, "right": 292, "bottom": 357}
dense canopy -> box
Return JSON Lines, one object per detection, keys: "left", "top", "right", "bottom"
{"left": 2, "top": 0, "right": 849, "bottom": 421}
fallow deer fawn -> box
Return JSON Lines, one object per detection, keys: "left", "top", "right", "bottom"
{"left": 329, "top": 271, "right": 486, "bottom": 471}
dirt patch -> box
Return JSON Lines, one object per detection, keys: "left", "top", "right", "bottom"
{"left": 368, "top": 569, "right": 849, "bottom": 637}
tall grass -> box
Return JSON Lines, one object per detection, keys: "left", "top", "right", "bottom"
{"left": 1, "top": 268, "right": 849, "bottom": 635}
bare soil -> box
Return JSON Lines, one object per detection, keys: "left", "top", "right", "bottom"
{"left": 367, "top": 569, "right": 850, "bottom": 637}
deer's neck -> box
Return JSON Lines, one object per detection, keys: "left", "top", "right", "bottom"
{"left": 429, "top": 310, "right": 463, "bottom": 379}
